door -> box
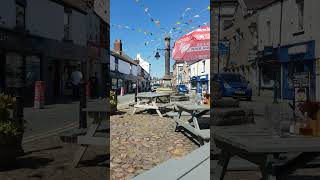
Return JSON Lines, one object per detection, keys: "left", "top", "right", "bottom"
{"left": 53, "top": 61, "right": 61, "bottom": 97}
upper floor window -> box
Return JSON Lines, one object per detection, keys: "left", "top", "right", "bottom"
{"left": 235, "top": 29, "right": 241, "bottom": 51}
{"left": 297, "top": 0, "right": 304, "bottom": 30}
{"left": 202, "top": 61, "right": 205, "bottom": 73}
{"left": 267, "top": 21, "right": 271, "bottom": 44}
{"left": 64, "top": 8, "right": 72, "bottom": 40}
{"left": 16, "top": 2, "right": 26, "bottom": 29}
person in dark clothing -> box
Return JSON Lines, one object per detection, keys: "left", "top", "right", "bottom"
{"left": 89, "top": 72, "right": 98, "bottom": 98}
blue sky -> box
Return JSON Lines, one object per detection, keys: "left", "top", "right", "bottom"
{"left": 110, "top": 0, "right": 210, "bottom": 78}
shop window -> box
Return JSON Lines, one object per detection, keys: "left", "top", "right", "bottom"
{"left": 191, "top": 80, "right": 197, "bottom": 89}
{"left": 5, "top": 52, "right": 24, "bottom": 88}
{"left": 25, "top": 56, "right": 40, "bottom": 87}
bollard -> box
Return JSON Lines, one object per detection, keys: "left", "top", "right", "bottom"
{"left": 79, "top": 81, "right": 87, "bottom": 129}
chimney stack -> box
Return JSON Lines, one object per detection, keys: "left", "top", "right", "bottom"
{"left": 114, "top": 40, "right": 122, "bottom": 55}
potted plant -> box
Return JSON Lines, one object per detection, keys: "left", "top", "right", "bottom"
{"left": 110, "top": 90, "right": 117, "bottom": 113}
{"left": 0, "top": 93, "right": 20, "bottom": 167}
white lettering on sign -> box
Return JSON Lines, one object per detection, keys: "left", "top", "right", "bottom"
{"left": 288, "top": 44, "right": 307, "bottom": 55}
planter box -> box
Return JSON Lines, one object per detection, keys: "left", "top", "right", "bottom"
{"left": 0, "top": 135, "right": 19, "bottom": 167}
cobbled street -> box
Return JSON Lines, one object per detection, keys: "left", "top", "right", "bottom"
{"left": 110, "top": 107, "right": 198, "bottom": 180}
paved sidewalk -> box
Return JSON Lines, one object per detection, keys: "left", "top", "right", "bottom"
{"left": 0, "top": 135, "right": 108, "bottom": 180}
{"left": 24, "top": 102, "right": 79, "bottom": 139}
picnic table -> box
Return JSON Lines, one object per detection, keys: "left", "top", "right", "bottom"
{"left": 172, "top": 102, "right": 210, "bottom": 145}
{"left": 212, "top": 125, "right": 320, "bottom": 180}
{"left": 72, "top": 99, "right": 109, "bottom": 168}
{"left": 132, "top": 92, "right": 171, "bottom": 117}
{"left": 131, "top": 142, "right": 210, "bottom": 180}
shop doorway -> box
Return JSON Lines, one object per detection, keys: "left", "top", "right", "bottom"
{"left": 53, "top": 61, "right": 61, "bottom": 97}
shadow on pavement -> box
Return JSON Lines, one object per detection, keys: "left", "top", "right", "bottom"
{"left": 111, "top": 110, "right": 129, "bottom": 116}
{"left": 288, "top": 175, "right": 320, "bottom": 180}
{"left": 79, "top": 154, "right": 109, "bottom": 167}
{"left": 24, "top": 146, "right": 63, "bottom": 155}
{"left": 0, "top": 156, "right": 53, "bottom": 171}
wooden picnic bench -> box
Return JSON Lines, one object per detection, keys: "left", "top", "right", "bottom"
{"left": 130, "top": 142, "right": 210, "bottom": 180}
{"left": 212, "top": 125, "right": 320, "bottom": 180}
{"left": 132, "top": 92, "right": 171, "bottom": 117}
{"left": 72, "top": 99, "right": 109, "bottom": 168}
{"left": 172, "top": 102, "right": 210, "bottom": 145}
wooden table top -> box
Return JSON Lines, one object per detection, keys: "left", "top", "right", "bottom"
{"left": 136, "top": 92, "right": 170, "bottom": 98}
{"left": 175, "top": 102, "right": 210, "bottom": 111}
{"left": 213, "top": 125, "right": 320, "bottom": 153}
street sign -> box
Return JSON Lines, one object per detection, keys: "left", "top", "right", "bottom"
{"left": 291, "top": 72, "right": 310, "bottom": 88}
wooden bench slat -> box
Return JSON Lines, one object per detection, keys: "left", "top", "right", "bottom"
{"left": 180, "top": 158, "right": 210, "bottom": 180}
{"left": 174, "top": 117, "right": 210, "bottom": 140}
{"left": 77, "top": 136, "right": 108, "bottom": 146}
{"left": 131, "top": 143, "right": 210, "bottom": 180}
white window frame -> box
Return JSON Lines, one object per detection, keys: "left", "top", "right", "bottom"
{"left": 297, "top": 0, "right": 304, "bottom": 31}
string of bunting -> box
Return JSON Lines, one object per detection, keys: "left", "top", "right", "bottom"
{"left": 112, "top": 1, "right": 210, "bottom": 48}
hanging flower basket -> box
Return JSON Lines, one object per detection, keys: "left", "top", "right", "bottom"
{"left": 109, "top": 90, "right": 117, "bottom": 113}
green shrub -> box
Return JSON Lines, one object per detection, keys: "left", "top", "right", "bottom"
{"left": 0, "top": 93, "right": 19, "bottom": 139}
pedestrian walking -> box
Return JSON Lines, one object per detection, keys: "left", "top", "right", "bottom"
{"left": 71, "top": 67, "right": 83, "bottom": 99}
{"left": 89, "top": 72, "right": 98, "bottom": 98}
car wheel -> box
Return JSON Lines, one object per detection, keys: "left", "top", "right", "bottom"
{"left": 247, "top": 96, "right": 252, "bottom": 101}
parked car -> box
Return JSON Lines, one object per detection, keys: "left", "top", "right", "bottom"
{"left": 213, "top": 73, "right": 252, "bottom": 101}
{"left": 151, "top": 83, "right": 160, "bottom": 92}
{"left": 176, "top": 84, "right": 189, "bottom": 94}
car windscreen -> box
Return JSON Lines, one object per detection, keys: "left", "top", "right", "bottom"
{"left": 178, "top": 85, "right": 187, "bottom": 89}
{"left": 221, "top": 74, "right": 246, "bottom": 83}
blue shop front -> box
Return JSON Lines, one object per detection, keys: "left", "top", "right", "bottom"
{"left": 278, "top": 40, "right": 316, "bottom": 100}
{"left": 191, "top": 74, "right": 209, "bottom": 93}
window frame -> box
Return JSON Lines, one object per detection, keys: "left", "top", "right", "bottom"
{"left": 64, "top": 7, "right": 72, "bottom": 40}
{"left": 297, "top": 0, "right": 304, "bottom": 31}
{"left": 15, "top": 2, "right": 26, "bottom": 29}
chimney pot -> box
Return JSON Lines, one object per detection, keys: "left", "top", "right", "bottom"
{"left": 114, "top": 40, "right": 122, "bottom": 55}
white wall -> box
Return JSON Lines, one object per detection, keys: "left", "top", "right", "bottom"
{"left": 27, "top": 0, "right": 64, "bottom": 41}
{"left": 257, "top": 2, "right": 281, "bottom": 51}
{"left": 131, "top": 64, "right": 138, "bottom": 76}
{"left": 190, "top": 59, "right": 210, "bottom": 77}
{"left": 110, "top": 55, "right": 115, "bottom": 71}
{"left": 258, "top": 0, "right": 320, "bottom": 54}
{"left": 118, "top": 59, "right": 131, "bottom": 74}
{"left": 0, "top": 0, "right": 87, "bottom": 45}
{"left": 70, "top": 10, "right": 87, "bottom": 46}
{"left": 0, "top": 0, "right": 16, "bottom": 29}
{"left": 136, "top": 54, "right": 151, "bottom": 74}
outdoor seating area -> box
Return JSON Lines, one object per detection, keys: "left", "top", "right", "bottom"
{"left": 127, "top": 91, "right": 320, "bottom": 180}
{"left": 72, "top": 99, "right": 109, "bottom": 168}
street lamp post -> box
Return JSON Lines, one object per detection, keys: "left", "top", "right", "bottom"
{"left": 155, "top": 36, "right": 172, "bottom": 87}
